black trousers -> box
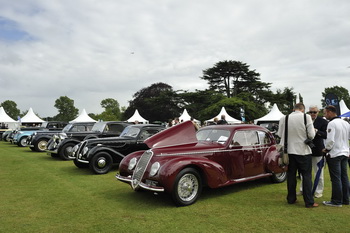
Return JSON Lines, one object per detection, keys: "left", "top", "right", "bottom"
{"left": 287, "top": 154, "right": 314, "bottom": 207}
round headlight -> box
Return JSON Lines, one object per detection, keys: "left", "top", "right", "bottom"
{"left": 128, "top": 158, "right": 137, "bottom": 170}
{"left": 149, "top": 162, "right": 160, "bottom": 177}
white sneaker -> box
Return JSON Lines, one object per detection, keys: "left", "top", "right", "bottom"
{"left": 314, "top": 193, "right": 323, "bottom": 198}
{"left": 323, "top": 201, "right": 342, "bottom": 207}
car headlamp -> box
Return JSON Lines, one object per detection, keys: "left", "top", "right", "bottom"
{"left": 128, "top": 158, "right": 137, "bottom": 170}
{"left": 149, "top": 162, "right": 160, "bottom": 177}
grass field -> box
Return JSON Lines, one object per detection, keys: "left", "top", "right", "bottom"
{"left": 1, "top": 140, "right": 350, "bottom": 233}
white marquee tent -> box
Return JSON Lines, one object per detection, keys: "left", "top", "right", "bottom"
{"left": 126, "top": 109, "right": 149, "bottom": 124}
{"left": 179, "top": 109, "right": 200, "bottom": 124}
{"left": 0, "top": 107, "right": 19, "bottom": 129}
{"left": 339, "top": 100, "right": 350, "bottom": 115}
{"left": 254, "top": 104, "right": 285, "bottom": 125}
{"left": 69, "top": 109, "right": 97, "bottom": 123}
{"left": 206, "top": 107, "right": 241, "bottom": 124}
{"left": 20, "top": 107, "right": 45, "bottom": 125}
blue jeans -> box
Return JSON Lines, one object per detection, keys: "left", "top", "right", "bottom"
{"left": 326, "top": 155, "right": 350, "bottom": 205}
{"left": 287, "top": 154, "right": 314, "bottom": 207}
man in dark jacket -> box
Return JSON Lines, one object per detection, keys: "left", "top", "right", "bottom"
{"left": 307, "top": 105, "right": 328, "bottom": 198}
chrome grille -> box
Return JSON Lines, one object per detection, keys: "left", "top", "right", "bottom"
{"left": 131, "top": 150, "right": 153, "bottom": 190}
{"left": 76, "top": 141, "right": 87, "bottom": 159}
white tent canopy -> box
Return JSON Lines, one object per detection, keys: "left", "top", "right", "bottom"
{"left": 254, "top": 104, "right": 285, "bottom": 124}
{"left": 179, "top": 109, "right": 200, "bottom": 124}
{"left": 126, "top": 109, "right": 149, "bottom": 124}
{"left": 20, "top": 107, "right": 45, "bottom": 124}
{"left": 69, "top": 109, "right": 97, "bottom": 123}
{"left": 0, "top": 107, "right": 19, "bottom": 129}
{"left": 339, "top": 100, "right": 350, "bottom": 115}
{"left": 206, "top": 107, "right": 241, "bottom": 124}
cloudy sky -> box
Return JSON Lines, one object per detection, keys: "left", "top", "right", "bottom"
{"left": 1, "top": 0, "right": 349, "bottom": 118}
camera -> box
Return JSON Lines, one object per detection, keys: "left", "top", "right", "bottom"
{"left": 304, "top": 138, "right": 315, "bottom": 148}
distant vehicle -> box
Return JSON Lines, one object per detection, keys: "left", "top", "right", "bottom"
{"left": 71, "top": 124, "right": 164, "bottom": 174}
{"left": 117, "top": 121, "right": 287, "bottom": 206}
{"left": 27, "top": 122, "right": 93, "bottom": 152}
{"left": 8, "top": 121, "right": 67, "bottom": 147}
{"left": 46, "top": 121, "right": 130, "bottom": 160}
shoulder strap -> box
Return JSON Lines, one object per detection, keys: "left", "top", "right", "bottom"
{"left": 284, "top": 115, "right": 289, "bottom": 152}
{"left": 304, "top": 113, "right": 309, "bottom": 139}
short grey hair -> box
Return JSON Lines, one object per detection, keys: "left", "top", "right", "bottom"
{"left": 309, "top": 105, "right": 318, "bottom": 110}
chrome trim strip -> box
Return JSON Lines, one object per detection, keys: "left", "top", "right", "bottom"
{"left": 233, "top": 173, "right": 271, "bottom": 182}
{"left": 159, "top": 146, "right": 271, "bottom": 156}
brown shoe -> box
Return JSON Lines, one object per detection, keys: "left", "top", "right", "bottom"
{"left": 306, "top": 203, "right": 319, "bottom": 208}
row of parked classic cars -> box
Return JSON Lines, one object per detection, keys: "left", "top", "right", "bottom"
{"left": 2, "top": 120, "right": 287, "bottom": 206}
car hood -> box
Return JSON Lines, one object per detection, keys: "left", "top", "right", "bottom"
{"left": 144, "top": 121, "right": 197, "bottom": 149}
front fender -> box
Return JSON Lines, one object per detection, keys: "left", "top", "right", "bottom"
{"left": 156, "top": 157, "right": 228, "bottom": 193}
{"left": 88, "top": 146, "right": 125, "bottom": 162}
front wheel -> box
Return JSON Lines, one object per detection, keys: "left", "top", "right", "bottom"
{"left": 34, "top": 139, "right": 48, "bottom": 152}
{"left": 89, "top": 152, "right": 113, "bottom": 174}
{"left": 172, "top": 168, "right": 202, "bottom": 206}
{"left": 18, "top": 136, "right": 28, "bottom": 147}
{"left": 59, "top": 142, "right": 76, "bottom": 160}
{"left": 270, "top": 172, "right": 287, "bottom": 183}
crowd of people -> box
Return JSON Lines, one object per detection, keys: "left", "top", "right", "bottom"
{"left": 278, "top": 103, "right": 349, "bottom": 208}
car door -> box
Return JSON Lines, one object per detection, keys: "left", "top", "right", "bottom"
{"left": 229, "top": 130, "right": 264, "bottom": 179}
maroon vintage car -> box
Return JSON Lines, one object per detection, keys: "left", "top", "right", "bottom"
{"left": 116, "top": 121, "right": 287, "bottom": 206}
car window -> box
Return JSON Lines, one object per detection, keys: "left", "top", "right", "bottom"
{"left": 232, "top": 130, "right": 259, "bottom": 146}
{"left": 197, "top": 129, "right": 230, "bottom": 144}
{"left": 106, "top": 124, "right": 125, "bottom": 133}
{"left": 257, "top": 131, "right": 271, "bottom": 145}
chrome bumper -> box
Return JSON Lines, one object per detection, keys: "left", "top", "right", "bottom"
{"left": 76, "top": 158, "right": 89, "bottom": 163}
{"left": 116, "top": 174, "right": 165, "bottom": 192}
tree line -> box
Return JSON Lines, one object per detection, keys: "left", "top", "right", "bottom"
{"left": 1, "top": 60, "right": 349, "bottom": 123}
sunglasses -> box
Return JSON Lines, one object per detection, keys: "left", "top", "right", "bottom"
{"left": 309, "top": 111, "right": 318, "bottom": 114}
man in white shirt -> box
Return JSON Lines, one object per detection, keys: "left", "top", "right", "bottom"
{"left": 322, "top": 105, "right": 350, "bottom": 207}
{"left": 278, "top": 103, "right": 317, "bottom": 208}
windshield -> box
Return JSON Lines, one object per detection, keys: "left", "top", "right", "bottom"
{"left": 62, "top": 124, "right": 73, "bottom": 133}
{"left": 120, "top": 126, "right": 140, "bottom": 138}
{"left": 90, "top": 122, "right": 106, "bottom": 133}
{"left": 196, "top": 129, "right": 230, "bottom": 144}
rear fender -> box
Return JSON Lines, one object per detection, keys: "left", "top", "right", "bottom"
{"left": 264, "top": 145, "right": 287, "bottom": 173}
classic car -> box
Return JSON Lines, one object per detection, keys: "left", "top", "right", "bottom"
{"left": 71, "top": 124, "right": 165, "bottom": 174}
{"left": 116, "top": 121, "right": 287, "bottom": 206}
{"left": 46, "top": 121, "right": 130, "bottom": 160}
{"left": 9, "top": 121, "right": 67, "bottom": 147}
{"left": 27, "top": 122, "right": 91, "bottom": 152}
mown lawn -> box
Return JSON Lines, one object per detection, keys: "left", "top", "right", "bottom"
{"left": 1, "top": 141, "right": 349, "bottom": 233}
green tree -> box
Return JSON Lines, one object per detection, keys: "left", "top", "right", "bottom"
{"left": 321, "top": 86, "right": 350, "bottom": 108}
{"left": 178, "top": 90, "right": 226, "bottom": 122}
{"left": 200, "top": 60, "right": 271, "bottom": 101}
{"left": 96, "top": 98, "right": 121, "bottom": 121}
{"left": 0, "top": 100, "right": 20, "bottom": 119}
{"left": 269, "top": 87, "right": 296, "bottom": 114}
{"left": 53, "top": 96, "right": 79, "bottom": 122}
{"left": 124, "top": 82, "right": 181, "bottom": 122}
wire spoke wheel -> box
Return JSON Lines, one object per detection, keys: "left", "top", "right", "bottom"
{"left": 172, "top": 168, "right": 202, "bottom": 206}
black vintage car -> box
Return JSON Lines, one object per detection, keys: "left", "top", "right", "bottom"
{"left": 47, "top": 121, "right": 130, "bottom": 160}
{"left": 71, "top": 124, "right": 164, "bottom": 174}
{"left": 27, "top": 122, "right": 93, "bottom": 152}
